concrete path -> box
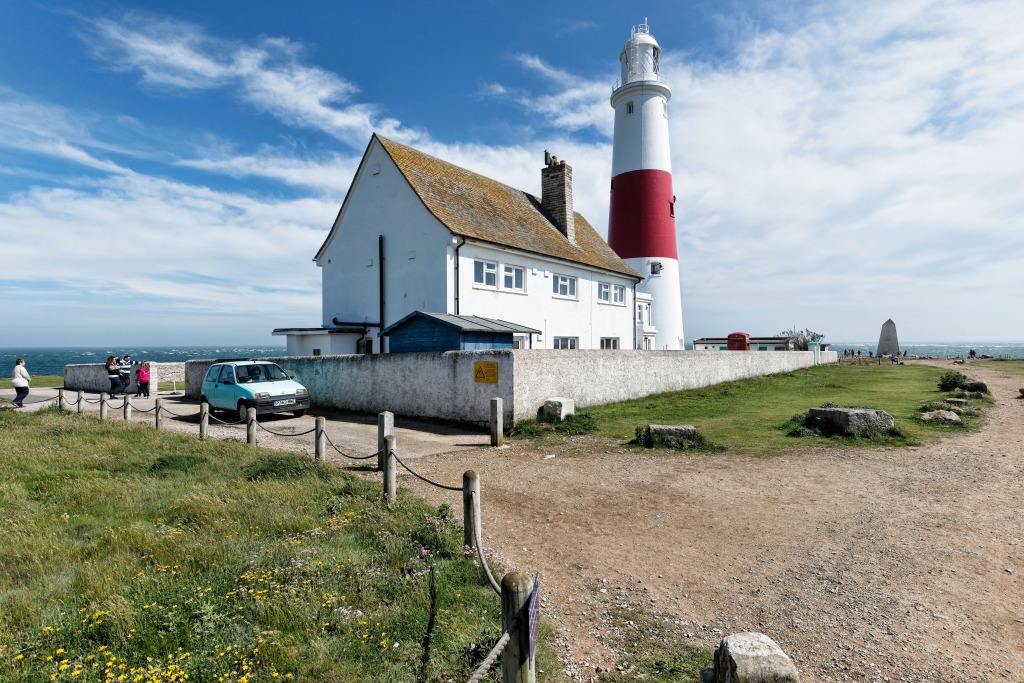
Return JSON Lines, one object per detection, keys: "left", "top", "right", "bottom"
{"left": 0, "top": 387, "right": 490, "bottom": 462}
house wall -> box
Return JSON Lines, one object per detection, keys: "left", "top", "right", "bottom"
{"left": 457, "top": 242, "right": 636, "bottom": 350}
{"left": 318, "top": 142, "right": 451, "bottom": 350}
{"left": 184, "top": 350, "right": 837, "bottom": 425}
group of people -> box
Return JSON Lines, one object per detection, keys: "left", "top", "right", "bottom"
{"left": 105, "top": 354, "right": 151, "bottom": 398}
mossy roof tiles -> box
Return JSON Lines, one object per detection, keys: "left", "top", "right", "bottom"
{"left": 376, "top": 135, "right": 640, "bottom": 279}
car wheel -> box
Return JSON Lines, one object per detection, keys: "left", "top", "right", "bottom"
{"left": 292, "top": 409, "right": 306, "bottom": 418}
{"left": 238, "top": 401, "right": 249, "bottom": 423}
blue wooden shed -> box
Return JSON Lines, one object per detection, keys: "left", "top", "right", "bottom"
{"left": 381, "top": 312, "right": 541, "bottom": 353}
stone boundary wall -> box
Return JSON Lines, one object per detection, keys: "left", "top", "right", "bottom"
{"left": 63, "top": 363, "right": 171, "bottom": 394}
{"left": 184, "top": 350, "right": 836, "bottom": 425}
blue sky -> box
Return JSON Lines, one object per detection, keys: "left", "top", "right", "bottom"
{"left": 2, "top": 0, "right": 1022, "bottom": 347}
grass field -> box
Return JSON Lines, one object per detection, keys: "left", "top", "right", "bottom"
{"left": 0, "top": 375, "right": 65, "bottom": 390}
{"left": 519, "top": 363, "right": 987, "bottom": 455}
{"left": 0, "top": 407, "right": 565, "bottom": 683}
{"left": 973, "top": 359, "right": 1024, "bottom": 375}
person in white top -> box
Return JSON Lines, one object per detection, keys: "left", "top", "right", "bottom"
{"left": 11, "top": 358, "right": 31, "bottom": 408}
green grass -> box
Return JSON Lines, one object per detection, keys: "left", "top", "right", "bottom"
{"left": 533, "top": 364, "right": 988, "bottom": 455}
{"left": 973, "top": 358, "right": 1024, "bottom": 375}
{"left": 0, "top": 407, "right": 567, "bottom": 683}
{"left": 0, "top": 375, "right": 65, "bottom": 390}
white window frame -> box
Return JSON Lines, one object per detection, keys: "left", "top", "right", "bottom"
{"left": 597, "top": 282, "right": 611, "bottom": 302}
{"left": 600, "top": 337, "right": 619, "bottom": 350}
{"left": 503, "top": 264, "right": 525, "bottom": 292}
{"left": 474, "top": 259, "right": 497, "bottom": 288}
{"left": 612, "top": 284, "right": 625, "bottom": 304}
{"left": 553, "top": 337, "right": 578, "bottom": 350}
{"left": 552, "top": 274, "right": 577, "bottom": 299}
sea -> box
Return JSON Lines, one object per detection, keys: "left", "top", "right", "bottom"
{"left": 3, "top": 342, "right": 1023, "bottom": 377}
{"left": 828, "top": 342, "right": 1024, "bottom": 359}
{"left": 1, "top": 346, "right": 287, "bottom": 376}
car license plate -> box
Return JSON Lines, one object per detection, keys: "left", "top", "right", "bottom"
{"left": 274, "top": 399, "right": 296, "bottom": 407}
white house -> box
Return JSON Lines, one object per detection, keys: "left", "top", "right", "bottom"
{"left": 274, "top": 134, "right": 648, "bottom": 354}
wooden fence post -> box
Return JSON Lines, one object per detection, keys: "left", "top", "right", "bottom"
{"left": 155, "top": 398, "right": 163, "bottom": 430}
{"left": 77, "top": 390, "right": 83, "bottom": 415}
{"left": 383, "top": 434, "right": 396, "bottom": 503}
{"left": 100, "top": 393, "right": 108, "bottom": 420}
{"left": 58, "top": 389, "right": 65, "bottom": 411}
{"left": 314, "top": 416, "right": 325, "bottom": 462}
{"left": 463, "top": 470, "right": 480, "bottom": 549}
{"left": 378, "top": 410, "right": 394, "bottom": 471}
{"left": 246, "top": 407, "right": 256, "bottom": 446}
{"left": 124, "top": 395, "right": 132, "bottom": 422}
{"left": 501, "top": 572, "right": 536, "bottom": 683}
{"left": 199, "top": 402, "right": 208, "bottom": 440}
{"left": 490, "top": 398, "right": 504, "bottom": 447}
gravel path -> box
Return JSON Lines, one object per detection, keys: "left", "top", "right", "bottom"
{"left": 401, "top": 360, "right": 1023, "bottom": 682}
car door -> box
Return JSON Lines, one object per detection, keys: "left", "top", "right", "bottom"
{"left": 214, "top": 364, "right": 237, "bottom": 411}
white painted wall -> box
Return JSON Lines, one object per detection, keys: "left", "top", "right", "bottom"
{"left": 184, "top": 350, "right": 838, "bottom": 425}
{"left": 317, "top": 141, "right": 451, "bottom": 351}
{"left": 456, "top": 242, "right": 637, "bottom": 349}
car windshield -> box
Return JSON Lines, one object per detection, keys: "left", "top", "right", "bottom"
{"left": 236, "top": 363, "right": 290, "bottom": 383}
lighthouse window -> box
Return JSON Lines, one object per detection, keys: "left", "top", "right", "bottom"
{"left": 653, "top": 47, "right": 660, "bottom": 74}
{"left": 626, "top": 101, "right": 634, "bottom": 115}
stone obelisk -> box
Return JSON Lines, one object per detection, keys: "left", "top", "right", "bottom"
{"left": 876, "top": 319, "right": 900, "bottom": 356}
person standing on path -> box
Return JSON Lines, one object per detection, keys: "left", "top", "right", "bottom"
{"left": 11, "top": 358, "right": 30, "bottom": 408}
{"left": 136, "top": 362, "right": 150, "bottom": 399}
{"left": 106, "top": 356, "right": 124, "bottom": 396}
{"left": 119, "top": 355, "right": 133, "bottom": 394}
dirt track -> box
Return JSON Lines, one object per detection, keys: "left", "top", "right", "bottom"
{"left": 404, "top": 360, "right": 1024, "bottom": 682}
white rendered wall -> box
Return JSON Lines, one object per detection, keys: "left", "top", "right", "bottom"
{"left": 318, "top": 141, "right": 451, "bottom": 351}
{"left": 456, "top": 242, "right": 637, "bottom": 349}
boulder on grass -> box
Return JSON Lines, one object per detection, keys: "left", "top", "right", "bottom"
{"left": 807, "top": 407, "right": 894, "bottom": 436}
{"left": 708, "top": 632, "right": 799, "bottom": 683}
{"left": 921, "top": 410, "right": 960, "bottom": 422}
{"left": 962, "top": 380, "right": 988, "bottom": 393}
{"left": 635, "top": 424, "right": 700, "bottom": 449}
{"left": 541, "top": 397, "right": 575, "bottom": 422}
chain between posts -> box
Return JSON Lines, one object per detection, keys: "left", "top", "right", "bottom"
{"left": 467, "top": 617, "right": 519, "bottom": 683}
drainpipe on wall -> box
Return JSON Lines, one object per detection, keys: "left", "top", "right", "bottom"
{"left": 378, "top": 235, "right": 385, "bottom": 353}
{"left": 632, "top": 282, "right": 638, "bottom": 350}
{"left": 452, "top": 234, "right": 466, "bottom": 315}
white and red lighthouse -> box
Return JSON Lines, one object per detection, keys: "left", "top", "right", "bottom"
{"left": 608, "top": 20, "right": 684, "bottom": 350}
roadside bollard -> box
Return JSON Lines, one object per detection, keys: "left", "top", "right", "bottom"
{"left": 124, "top": 395, "right": 132, "bottom": 422}
{"left": 383, "top": 434, "right": 396, "bottom": 502}
{"left": 155, "top": 398, "right": 163, "bottom": 430}
{"left": 314, "top": 416, "right": 325, "bottom": 462}
{"left": 199, "top": 402, "right": 208, "bottom": 440}
{"left": 490, "top": 397, "right": 504, "bottom": 447}
{"left": 501, "top": 572, "right": 536, "bottom": 683}
{"left": 378, "top": 410, "right": 394, "bottom": 471}
{"left": 58, "top": 389, "right": 65, "bottom": 411}
{"left": 463, "top": 470, "right": 481, "bottom": 549}
{"left": 100, "top": 393, "right": 108, "bottom": 420}
{"left": 77, "top": 390, "right": 83, "bottom": 415}
{"left": 246, "top": 407, "right": 256, "bottom": 446}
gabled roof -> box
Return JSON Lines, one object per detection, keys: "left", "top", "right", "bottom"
{"left": 318, "top": 134, "right": 640, "bottom": 279}
{"left": 381, "top": 311, "right": 541, "bottom": 336}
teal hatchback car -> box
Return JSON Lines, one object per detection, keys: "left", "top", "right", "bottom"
{"left": 200, "top": 360, "right": 310, "bottom": 421}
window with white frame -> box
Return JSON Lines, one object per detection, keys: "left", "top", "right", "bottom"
{"left": 612, "top": 285, "right": 625, "bottom": 304}
{"left": 600, "top": 337, "right": 619, "bottom": 350}
{"left": 503, "top": 264, "right": 525, "bottom": 291}
{"left": 552, "top": 274, "right": 576, "bottom": 298}
{"left": 473, "top": 259, "right": 497, "bottom": 287}
{"left": 597, "top": 282, "right": 610, "bottom": 302}
{"left": 637, "top": 303, "right": 645, "bottom": 324}
{"left": 553, "top": 337, "right": 578, "bottom": 350}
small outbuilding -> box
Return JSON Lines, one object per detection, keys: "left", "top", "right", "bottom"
{"left": 381, "top": 312, "right": 541, "bottom": 354}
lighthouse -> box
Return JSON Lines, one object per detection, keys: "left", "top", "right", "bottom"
{"left": 608, "top": 20, "right": 684, "bottom": 350}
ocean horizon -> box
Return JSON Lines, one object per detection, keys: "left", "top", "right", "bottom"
{"left": 3, "top": 341, "right": 1022, "bottom": 376}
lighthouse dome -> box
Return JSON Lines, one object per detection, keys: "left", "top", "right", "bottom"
{"left": 617, "top": 20, "right": 664, "bottom": 88}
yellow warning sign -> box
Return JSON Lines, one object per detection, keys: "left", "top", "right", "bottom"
{"left": 474, "top": 361, "right": 499, "bottom": 383}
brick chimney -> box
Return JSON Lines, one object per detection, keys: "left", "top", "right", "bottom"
{"left": 541, "top": 151, "right": 575, "bottom": 243}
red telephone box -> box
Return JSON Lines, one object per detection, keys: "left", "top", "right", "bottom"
{"left": 727, "top": 332, "right": 750, "bottom": 351}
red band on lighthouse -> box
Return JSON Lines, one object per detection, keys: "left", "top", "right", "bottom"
{"left": 607, "top": 168, "right": 678, "bottom": 260}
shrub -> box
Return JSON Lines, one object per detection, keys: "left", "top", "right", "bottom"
{"left": 962, "top": 380, "right": 988, "bottom": 393}
{"left": 938, "top": 371, "right": 969, "bottom": 391}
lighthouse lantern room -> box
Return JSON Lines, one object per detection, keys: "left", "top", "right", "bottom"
{"left": 607, "top": 19, "right": 684, "bottom": 350}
